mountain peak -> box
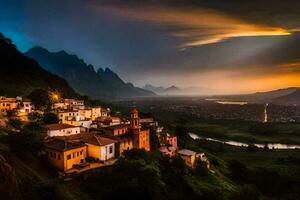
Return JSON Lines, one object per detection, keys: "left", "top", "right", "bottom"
{"left": 25, "top": 47, "right": 155, "bottom": 99}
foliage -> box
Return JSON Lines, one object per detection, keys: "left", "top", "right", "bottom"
{"left": 28, "top": 89, "right": 52, "bottom": 111}
{"left": 43, "top": 112, "right": 58, "bottom": 124}
{"left": 194, "top": 159, "right": 209, "bottom": 177}
{"left": 8, "top": 122, "right": 45, "bottom": 155}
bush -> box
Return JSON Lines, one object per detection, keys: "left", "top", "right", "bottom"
{"left": 43, "top": 113, "right": 58, "bottom": 124}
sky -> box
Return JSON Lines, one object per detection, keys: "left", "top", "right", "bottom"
{"left": 1, "top": 0, "right": 300, "bottom": 94}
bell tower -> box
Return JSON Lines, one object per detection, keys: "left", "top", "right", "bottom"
{"left": 130, "top": 108, "right": 141, "bottom": 134}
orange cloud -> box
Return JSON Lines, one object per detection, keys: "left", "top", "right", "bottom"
{"left": 94, "top": 4, "right": 291, "bottom": 48}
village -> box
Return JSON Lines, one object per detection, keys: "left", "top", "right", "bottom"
{"left": 0, "top": 95, "right": 210, "bottom": 175}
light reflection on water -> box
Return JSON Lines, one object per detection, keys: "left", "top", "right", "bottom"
{"left": 189, "top": 133, "right": 300, "bottom": 149}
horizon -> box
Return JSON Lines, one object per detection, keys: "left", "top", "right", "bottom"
{"left": 1, "top": 0, "right": 300, "bottom": 94}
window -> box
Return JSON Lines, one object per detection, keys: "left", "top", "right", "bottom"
{"left": 67, "top": 154, "right": 71, "bottom": 160}
{"left": 53, "top": 153, "right": 56, "bottom": 159}
{"left": 73, "top": 152, "right": 75, "bottom": 158}
{"left": 80, "top": 151, "right": 83, "bottom": 155}
{"left": 77, "top": 152, "right": 79, "bottom": 156}
{"left": 109, "top": 146, "right": 113, "bottom": 154}
{"left": 58, "top": 154, "right": 61, "bottom": 160}
{"left": 50, "top": 152, "right": 53, "bottom": 158}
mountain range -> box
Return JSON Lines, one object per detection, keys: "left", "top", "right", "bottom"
{"left": 25, "top": 47, "right": 155, "bottom": 99}
{"left": 0, "top": 33, "right": 78, "bottom": 98}
{"left": 143, "top": 84, "right": 217, "bottom": 95}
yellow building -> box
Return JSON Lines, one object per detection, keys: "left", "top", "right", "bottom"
{"left": 45, "top": 139, "right": 87, "bottom": 172}
{"left": 0, "top": 97, "right": 18, "bottom": 112}
{"left": 178, "top": 149, "right": 196, "bottom": 168}
{"left": 130, "top": 109, "right": 150, "bottom": 151}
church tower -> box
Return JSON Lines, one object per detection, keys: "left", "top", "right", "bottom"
{"left": 130, "top": 108, "right": 141, "bottom": 134}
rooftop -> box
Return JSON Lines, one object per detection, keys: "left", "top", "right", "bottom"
{"left": 46, "top": 124, "right": 79, "bottom": 131}
{"left": 178, "top": 149, "right": 196, "bottom": 156}
{"left": 45, "top": 139, "right": 85, "bottom": 152}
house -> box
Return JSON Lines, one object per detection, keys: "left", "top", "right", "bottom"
{"left": 101, "top": 108, "right": 110, "bottom": 117}
{"left": 0, "top": 96, "right": 19, "bottom": 112}
{"left": 103, "top": 124, "right": 129, "bottom": 136}
{"left": 158, "top": 133, "right": 177, "bottom": 149}
{"left": 57, "top": 110, "right": 80, "bottom": 124}
{"left": 91, "top": 107, "right": 102, "bottom": 120}
{"left": 178, "top": 149, "right": 197, "bottom": 167}
{"left": 18, "top": 101, "right": 34, "bottom": 113}
{"left": 46, "top": 124, "right": 81, "bottom": 137}
{"left": 64, "top": 99, "right": 85, "bottom": 109}
{"left": 82, "top": 135, "right": 117, "bottom": 161}
{"left": 178, "top": 149, "right": 210, "bottom": 168}
{"left": 79, "top": 108, "right": 92, "bottom": 120}
{"left": 92, "top": 116, "right": 122, "bottom": 128}
{"left": 45, "top": 139, "right": 87, "bottom": 172}
{"left": 159, "top": 146, "right": 177, "bottom": 157}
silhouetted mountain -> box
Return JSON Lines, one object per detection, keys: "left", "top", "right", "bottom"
{"left": 252, "top": 87, "right": 300, "bottom": 101}
{"left": 273, "top": 89, "right": 300, "bottom": 105}
{"left": 0, "top": 33, "right": 78, "bottom": 98}
{"left": 143, "top": 84, "right": 165, "bottom": 93}
{"left": 25, "top": 47, "right": 155, "bottom": 99}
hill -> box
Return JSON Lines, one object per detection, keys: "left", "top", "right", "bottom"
{"left": 0, "top": 33, "right": 77, "bottom": 98}
{"left": 273, "top": 89, "right": 300, "bottom": 105}
{"left": 25, "top": 47, "right": 155, "bottom": 99}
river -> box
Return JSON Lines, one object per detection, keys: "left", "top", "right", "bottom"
{"left": 189, "top": 133, "right": 300, "bottom": 150}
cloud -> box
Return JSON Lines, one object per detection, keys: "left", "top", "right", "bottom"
{"left": 93, "top": 4, "right": 292, "bottom": 48}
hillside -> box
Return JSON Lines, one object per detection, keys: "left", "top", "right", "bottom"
{"left": 25, "top": 47, "right": 155, "bottom": 99}
{"left": 273, "top": 89, "right": 300, "bottom": 105}
{"left": 0, "top": 33, "right": 78, "bottom": 98}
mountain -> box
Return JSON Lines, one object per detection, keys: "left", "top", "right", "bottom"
{"left": 25, "top": 47, "right": 155, "bottom": 99}
{"left": 164, "top": 85, "right": 180, "bottom": 94}
{"left": 143, "top": 84, "right": 217, "bottom": 95}
{"left": 0, "top": 33, "right": 78, "bottom": 98}
{"left": 143, "top": 84, "right": 165, "bottom": 93}
{"left": 273, "top": 89, "right": 300, "bottom": 105}
{"left": 251, "top": 87, "right": 300, "bottom": 101}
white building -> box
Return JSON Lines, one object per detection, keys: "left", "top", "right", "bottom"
{"left": 83, "top": 135, "right": 116, "bottom": 161}
{"left": 46, "top": 124, "right": 80, "bottom": 137}
{"left": 18, "top": 101, "right": 34, "bottom": 113}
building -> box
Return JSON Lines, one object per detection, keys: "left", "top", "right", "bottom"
{"left": 101, "top": 108, "right": 110, "bottom": 117}
{"left": 178, "top": 149, "right": 197, "bottom": 167}
{"left": 82, "top": 135, "right": 117, "bottom": 161}
{"left": 64, "top": 99, "right": 85, "bottom": 109}
{"left": 57, "top": 110, "right": 80, "bottom": 124}
{"left": 130, "top": 109, "right": 150, "bottom": 151}
{"left": 158, "top": 133, "right": 177, "bottom": 149}
{"left": 103, "top": 124, "right": 129, "bottom": 136}
{"left": 159, "top": 146, "right": 177, "bottom": 157}
{"left": 0, "top": 96, "right": 19, "bottom": 112}
{"left": 91, "top": 107, "right": 102, "bottom": 120}
{"left": 46, "top": 124, "right": 81, "bottom": 137}
{"left": 18, "top": 101, "right": 34, "bottom": 113}
{"left": 178, "top": 149, "right": 210, "bottom": 168}
{"left": 45, "top": 139, "right": 87, "bottom": 172}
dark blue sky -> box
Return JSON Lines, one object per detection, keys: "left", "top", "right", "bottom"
{"left": 1, "top": 0, "right": 300, "bottom": 93}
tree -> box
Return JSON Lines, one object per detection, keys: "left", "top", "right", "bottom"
{"left": 28, "top": 89, "right": 51, "bottom": 111}
{"left": 8, "top": 123, "right": 45, "bottom": 155}
{"left": 194, "top": 159, "right": 209, "bottom": 177}
{"left": 28, "top": 112, "right": 43, "bottom": 123}
{"left": 43, "top": 112, "right": 58, "bottom": 124}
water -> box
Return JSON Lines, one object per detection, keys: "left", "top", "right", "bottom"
{"left": 205, "top": 98, "right": 248, "bottom": 105}
{"left": 189, "top": 133, "right": 300, "bottom": 150}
